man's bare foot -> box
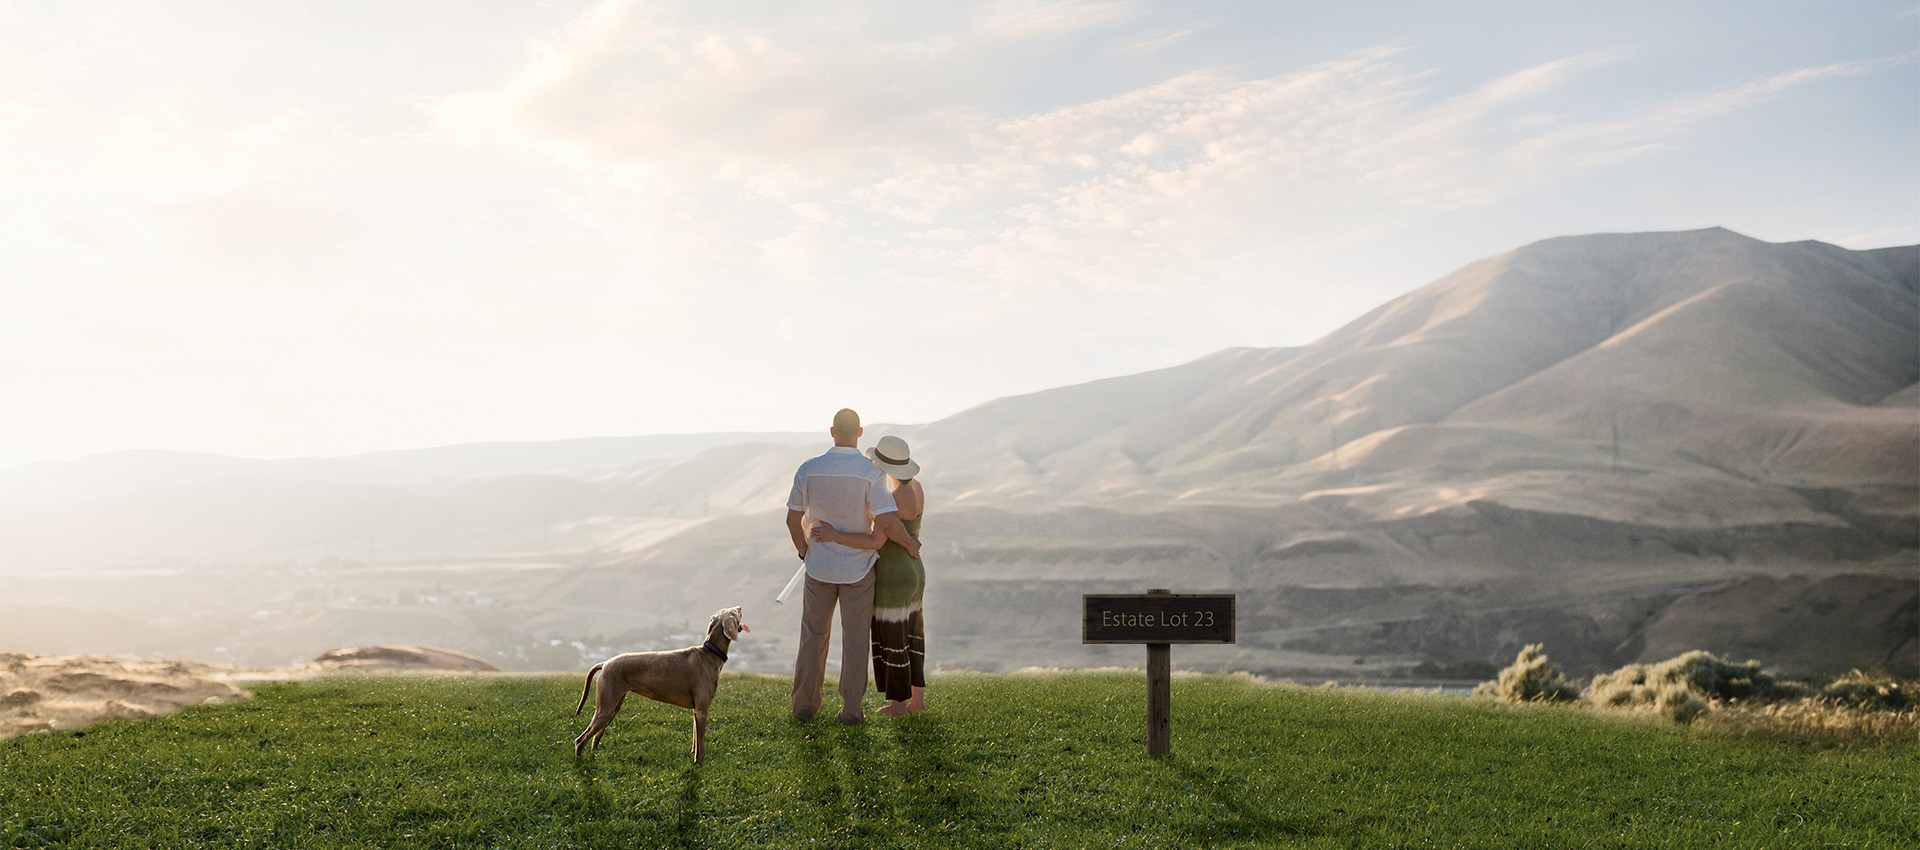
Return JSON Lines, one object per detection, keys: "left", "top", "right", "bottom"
{"left": 906, "top": 686, "right": 926, "bottom": 713}
{"left": 876, "top": 700, "right": 912, "bottom": 716}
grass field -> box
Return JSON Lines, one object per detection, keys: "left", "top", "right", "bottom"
{"left": 3, "top": 671, "right": 1915, "bottom": 848}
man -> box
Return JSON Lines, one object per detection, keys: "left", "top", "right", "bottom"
{"left": 786, "top": 408, "right": 921, "bottom": 723}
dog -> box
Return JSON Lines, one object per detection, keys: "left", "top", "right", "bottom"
{"left": 572, "top": 606, "right": 748, "bottom": 765}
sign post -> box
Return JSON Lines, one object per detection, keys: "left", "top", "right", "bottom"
{"left": 1146, "top": 606, "right": 1170, "bottom": 756}
{"left": 1083, "top": 589, "right": 1236, "bottom": 756}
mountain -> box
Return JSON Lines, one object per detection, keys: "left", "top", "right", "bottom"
{"left": 909, "top": 227, "right": 1916, "bottom": 502}
{"left": 1, "top": 229, "right": 1913, "bottom": 680}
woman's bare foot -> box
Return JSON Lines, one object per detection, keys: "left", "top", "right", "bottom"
{"left": 876, "top": 700, "right": 912, "bottom": 716}
{"left": 906, "top": 686, "right": 926, "bottom": 713}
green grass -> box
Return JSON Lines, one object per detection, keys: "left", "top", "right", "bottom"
{"left": 3, "top": 672, "right": 1915, "bottom": 848}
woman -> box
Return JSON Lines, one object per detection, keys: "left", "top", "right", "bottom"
{"left": 809, "top": 434, "right": 926, "bottom": 716}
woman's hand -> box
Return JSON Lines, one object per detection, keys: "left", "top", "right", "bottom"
{"left": 814, "top": 519, "right": 890, "bottom": 551}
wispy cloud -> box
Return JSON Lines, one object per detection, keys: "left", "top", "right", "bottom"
{"left": 440, "top": 0, "right": 1913, "bottom": 312}
{"left": 1112, "top": 25, "right": 1198, "bottom": 55}
{"left": 976, "top": 0, "right": 1142, "bottom": 39}
{"left": 1507, "top": 50, "right": 1919, "bottom": 169}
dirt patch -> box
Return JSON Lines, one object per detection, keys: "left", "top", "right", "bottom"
{"left": 0, "top": 645, "right": 502, "bottom": 739}
{"left": 0, "top": 653, "right": 247, "bottom": 740}
{"left": 305, "top": 645, "right": 501, "bottom": 673}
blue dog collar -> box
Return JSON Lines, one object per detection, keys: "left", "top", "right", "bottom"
{"left": 702, "top": 641, "right": 727, "bottom": 661}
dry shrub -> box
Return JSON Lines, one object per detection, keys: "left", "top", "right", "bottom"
{"left": 1694, "top": 698, "right": 1920, "bottom": 745}
{"left": 1591, "top": 653, "right": 1918, "bottom": 739}
{"left": 1653, "top": 683, "right": 1709, "bottom": 724}
{"left": 1473, "top": 644, "right": 1580, "bottom": 704}
{"left": 1819, "top": 669, "right": 1914, "bottom": 710}
{"left": 1590, "top": 650, "right": 1806, "bottom": 721}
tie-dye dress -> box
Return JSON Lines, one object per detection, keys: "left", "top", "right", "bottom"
{"left": 870, "top": 516, "right": 925, "bottom": 702}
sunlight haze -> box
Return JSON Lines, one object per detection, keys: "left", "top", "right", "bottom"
{"left": 3, "top": 0, "right": 1914, "bottom": 468}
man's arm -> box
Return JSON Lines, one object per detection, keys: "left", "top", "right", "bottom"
{"left": 786, "top": 509, "right": 809, "bottom": 561}
{"left": 811, "top": 521, "right": 887, "bottom": 550}
{"left": 873, "top": 511, "right": 921, "bottom": 559}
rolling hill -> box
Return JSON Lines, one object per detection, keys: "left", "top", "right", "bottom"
{"left": 1, "top": 228, "right": 1913, "bottom": 680}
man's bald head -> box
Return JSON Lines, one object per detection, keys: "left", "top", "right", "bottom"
{"left": 831, "top": 408, "right": 861, "bottom": 445}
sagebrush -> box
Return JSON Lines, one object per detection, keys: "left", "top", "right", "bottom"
{"left": 1588, "top": 650, "right": 1807, "bottom": 722}
{"left": 1473, "top": 644, "right": 1580, "bottom": 703}
{"left": 1476, "top": 645, "right": 1920, "bottom": 737}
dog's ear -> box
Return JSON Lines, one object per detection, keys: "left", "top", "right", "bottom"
{"left": 709, "top": 608, "right": 731, "bottom": 638}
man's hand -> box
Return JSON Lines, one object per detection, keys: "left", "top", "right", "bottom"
{"left": 874, "top": 512, "right": 920, "bottom": 559}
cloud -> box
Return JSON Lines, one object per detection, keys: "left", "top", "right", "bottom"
{"left": 435, "top": 1, "right": 974, "bottom": 192}
{"left": 1506, "top": 50, "right": 1920, "bottom": 170}
{"left": 1467, "top": 52, "right": 1623, "bottom": 107}
{"left": 440, "top": 3, "right": 1913, "bottom": 317}
{"left": 1112, "top": 26, "right": 1197, "bottom": 55}
{"left": 975, "top": 0, "right": 1142, "bottom": 39}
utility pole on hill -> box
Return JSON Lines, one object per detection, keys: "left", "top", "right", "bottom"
{"left": 1611, "top": 416, "right": 1621, "bottom": 474}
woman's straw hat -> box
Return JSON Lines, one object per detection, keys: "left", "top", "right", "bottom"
{"left": 866, "top": 435, "right": 920, "bottom": 481}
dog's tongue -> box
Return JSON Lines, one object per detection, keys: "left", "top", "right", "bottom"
{"left": 740, "top": 624, "right": 750, "bottom": 632}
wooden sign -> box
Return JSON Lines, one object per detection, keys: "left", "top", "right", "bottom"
{"left": 1083, "top": 590, "right": 1236, "bottom": 757}
{"left": 1083, "top": 593, "right": 1235, "bottom": 644}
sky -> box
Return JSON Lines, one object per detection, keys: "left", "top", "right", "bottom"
{"left": 2, "top": 0, "right": 1916, "bottom": 469}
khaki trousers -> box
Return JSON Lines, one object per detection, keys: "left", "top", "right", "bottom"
{"left": 791, "top": 567, "right": 875, "bottom": 721}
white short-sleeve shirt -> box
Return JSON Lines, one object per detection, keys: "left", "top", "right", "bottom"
{"left": 788, "top": 446, "right": 899, "bottom": 584}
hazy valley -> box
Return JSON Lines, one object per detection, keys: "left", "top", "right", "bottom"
{"left": 3, "top": 228, "right": 1914, "bottom": 682}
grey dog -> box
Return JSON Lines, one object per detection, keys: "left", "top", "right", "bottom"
{"left": 572, "top": 606, "right": 747, "bottom": 764}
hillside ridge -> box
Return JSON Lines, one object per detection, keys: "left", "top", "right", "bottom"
{"left": 2, "top": 228, "right": 1913, "bottom": 681}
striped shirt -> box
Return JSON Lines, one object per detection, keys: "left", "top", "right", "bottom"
{"left": 787, "top": 446, "right": 898, "bottom": 583}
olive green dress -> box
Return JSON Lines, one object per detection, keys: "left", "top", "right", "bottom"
{"left": 870, "top": 516, "right": 925, "bottom": 702}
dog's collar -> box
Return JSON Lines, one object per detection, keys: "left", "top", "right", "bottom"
{"left": 702, "top": 641, "right": 728, "bottom": 662}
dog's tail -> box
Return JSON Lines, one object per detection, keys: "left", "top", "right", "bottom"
{"left": 574, "top": 664, "right": 603, "bottom": 716}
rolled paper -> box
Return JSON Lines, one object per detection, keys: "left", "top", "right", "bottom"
{"left": 774, "top": 565, "right": 807, "bottom": 604}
